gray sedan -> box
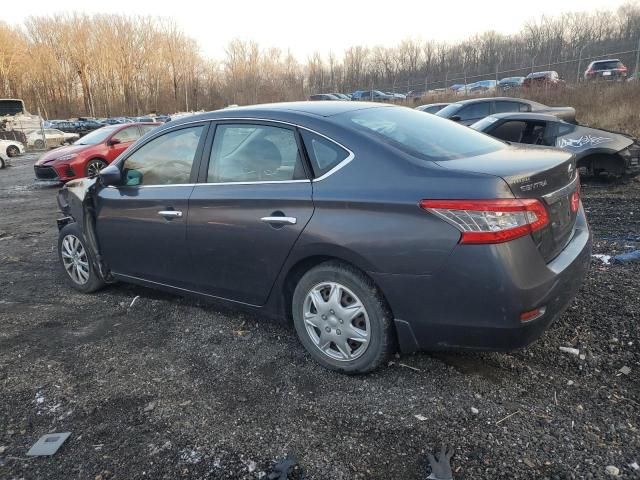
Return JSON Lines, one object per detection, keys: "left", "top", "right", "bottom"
{"left": 55, "top": 101, "right": 591, "bottom": 373}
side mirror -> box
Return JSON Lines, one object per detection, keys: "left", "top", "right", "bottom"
{"left": 449, "top": 115, "right": 462, "bottom": 122}
{"left": 98, "top": 164, "right": 122, "bottom": 186}
{"left": 108, "top": 138, "right": 121, "bottom": 146}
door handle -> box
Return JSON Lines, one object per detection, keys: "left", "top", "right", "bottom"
{"left": 158, "top": 210, "right": 183, "bottom": 218}
{"left": 260, "top": 216, "right": 297, "bottom": 225}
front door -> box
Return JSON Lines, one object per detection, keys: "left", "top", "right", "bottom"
{"left": 105, "top": 125, "right": 143, "bottom": 163}
{"left": 188, "top": 122, "right": 314, "bottom": 305}
{"left": 95, "top": 123, "right": 208, "bottom": 286}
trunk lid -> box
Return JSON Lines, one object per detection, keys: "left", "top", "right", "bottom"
{"left": 435, "top": 145, "right": 579, "bottom": 262}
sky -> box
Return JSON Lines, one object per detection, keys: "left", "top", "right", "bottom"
{"left": 5, "top": 0, "right": 629, "bottom": 59}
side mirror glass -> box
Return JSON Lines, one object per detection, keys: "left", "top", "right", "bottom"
{"left": 98, "top": 164, "right": 122, "bottom": 186}
{"left": 123, "top": 169, "right": 142, "bottom": 187}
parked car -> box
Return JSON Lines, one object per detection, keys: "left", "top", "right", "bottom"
{"left": 351, "top": 90, "right": 394, "bottom": 101}
{"left": 55, "top": 101, "right": 590, "bottom": 374}
{"left": 0, "top": 139, "right": 25, "bottom": 157}
{"left": 436, "top": 97, "right": 576, "bottom": 126}
{"left": 385, "top": 92, "right": 407, "bottom": 100}
{"left": 498, "top": 76, "right": 525, "bottom": 92}
{"left": 326, "top": 93, "right": 351, "bottom": 101}
{"left": 0, "top": 149, "right": 7, "bottom": 169}
{"left": 584, "top": 59, "right": 628, "bottom": 81}
{"left": 464, "top": 80, "right": 497, "bottom": 95}
{"left": 470, "top": 112, "right": 640, "bottom": 177}
{"left": 449, "top": 84, "right": 466, "bottom": 92}
{"left": 309, "top": 94, "right": 341, "bottom": 101}
{"left": 26, "top": 128, "right": 79, "bottom": 148}
{"left": 415, "top": 103, "right": 450, "bottom": 114}
{"left": 34, "top": 122, "right": 160, "bottom": 181}
{"left": 406, "top": 90, "right": 426, "bottom": 100}
{"left": 523, "top": 71, "right": 565, "bottom": 89}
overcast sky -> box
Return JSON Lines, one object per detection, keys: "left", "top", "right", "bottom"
{"left": 5, "top": 0, "right": 628, "bottom": 59}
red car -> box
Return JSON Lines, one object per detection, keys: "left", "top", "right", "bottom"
{"left": 34, "top": 122, "right": 160, "bottom": 181}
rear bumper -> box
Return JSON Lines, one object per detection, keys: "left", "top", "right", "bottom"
{"left": 372, "top": 205, "right": 592, "bottom": 353}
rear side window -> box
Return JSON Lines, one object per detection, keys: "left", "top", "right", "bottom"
{"left": 457, "top": 102, "right": 490, "bottom": 121}
{"left": 300, "top": 131, "right": 350, "bottom": 177}
{"left": 113, "top": 126, "right": 141, "bottom": 143}
{"left": 335, "top": 106, "right": 503, "bottom": 161}
{"left": 495, "top": 101, "right": 526, "bottom": 114}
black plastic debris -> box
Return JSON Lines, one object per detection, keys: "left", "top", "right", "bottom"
{"left": 267, "top": 454, "right": 302, "bottom": 480}
{"left": 26, "top": 432, "right": 71, "bottom": 456}
{"left": 427, "top": 445, "right": 454, "bottom": 480}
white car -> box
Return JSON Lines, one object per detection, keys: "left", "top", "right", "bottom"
{"left": 0, "top": 139, "right": 25, "bottom": 157}
{"left": 26, "top": 129, "right": 80, "bottom": 149}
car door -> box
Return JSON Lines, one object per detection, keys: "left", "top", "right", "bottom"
{"left": 187, "top": 121, "right": 314, "bottom": 305}
{"left": 95, "top": 123, "right": 209, "bottom": 286}
{"left": 105, "top": 125, "right": 143, "bottom": 162}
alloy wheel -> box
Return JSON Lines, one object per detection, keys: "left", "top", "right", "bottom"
{"left": 60, "top": 235, "right": 90, "bottom": 285}
{"left": 303, "top": 281, "right": 370, "bottom": 361}
{"left": 7, "top": 146, "right": 19, "bottom": 157}
{"left": 87, "top": 160, "right": 107, "bottom": 178}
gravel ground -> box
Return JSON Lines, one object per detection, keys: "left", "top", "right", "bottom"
{"left": 0, "top": 153, "right": 639, "bottom": 480}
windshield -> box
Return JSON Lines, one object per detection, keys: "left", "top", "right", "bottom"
{"left": 436, "top": 103, "right": 463, "bottom": 118}
{"left": 334, "top": 106, "right": 504, "bottom": 161}
{"left": 73, "top": 125, "right": 119, "bottom": 145}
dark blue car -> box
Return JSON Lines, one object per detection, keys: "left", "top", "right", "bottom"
{"left": 56, "top": 101, "right": 591, "bottom": 373}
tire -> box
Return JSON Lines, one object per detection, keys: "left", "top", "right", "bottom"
{"left": 58, "top": 223, "right": 105, "bottom": 293}
{"left": 292, "top": 261, "right": 394, "bottom": 374}
{"left": 0, "top": 157, "right": 5, "bottom": 169}
{"left": 34, "top": 139, "right": 45, "bottom": 149}
{"left": 6, "top": 145, "right": 19, "bottom": 157}
{"left": 85, "top": 159, "right": 108, "bottom": 178}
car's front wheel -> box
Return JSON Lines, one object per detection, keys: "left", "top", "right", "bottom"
{"left": 34, "top": 139, "right": 45, "bottom": 149}
{"left": 6, "top": 145, "right": 19, "bottom": 157}
{"left": 58, "top": 223, "right": 105, "bottom": 293}
{"left": 292, "top": 261, "right": 394, "bottom": 374}
{"left": 86, "top": 159, "right": 108, "bottom": 178}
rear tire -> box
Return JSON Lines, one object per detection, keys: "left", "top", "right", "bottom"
{"left": 58, "top": 223, "right": 105, "bottom": 293}
{"left": 0, "top": 157, "right": 5, "bottom": 169}
{"left": 292, "top": 261, "right": 394, "bottom": 374}
{"left": 6, "top": 145, "right": 19, "bottom": 157}
{"left": 34, "top": 139, "right": 45, "bottom": 149}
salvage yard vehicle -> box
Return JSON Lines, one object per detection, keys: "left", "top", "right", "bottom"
{"left": 0, "top": 139, "right": 25, "bottom": 157}
{"left": 55, "top": 101, "right": 591, "bottom": 374}
{"left": 35, "top": 122, "right": 160, "bottom": 181}
{"left": 436, "top": 97, "right": 576, "bottom": 125}
{"left": 470, "top": 112, "right": 640, "bottom": 176}
{"left": 415, "top": 103, "right": 450, "bottom": 114}
{"left": 26, "top": 128, "right": 79, "bottom": 148}
{"left": 523, "top": 70, "right": 565, "bottom": 89}
{"left": 584, "top": 59, "right": 628, "bottom": 81}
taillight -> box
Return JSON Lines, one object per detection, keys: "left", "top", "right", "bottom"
{"left": 619, "top": 66, "right": 628, "bottom": 73}
{"left": 419, "top": 199, "right": 549, "bottom": 244}
{"left": 586, "top": 69, "right": 595, "bottom": 76}
{"left": 570, "top": 180, "right": 580, "bottom": 213}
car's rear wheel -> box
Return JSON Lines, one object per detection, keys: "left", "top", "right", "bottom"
{"left": 6, "top": 145, "right": 19, "bottom": 157}
{"left": 86, "top": 159, "right": 108, "bottom": 178}
{"left": 34, "top": 139, "right": 45, "bottom": 149}
{"left": 292, "top": 261, "right": 394, "bottom": 374}
{"left": 58, "top": 223, "right": 105, "bottom": 293}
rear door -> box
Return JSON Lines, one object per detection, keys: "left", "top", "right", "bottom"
{"left": 187, "top": 121, "right": 314, "bottom": 305}
{"left": 95, "top": 123, "right": 209, "bottom": 286}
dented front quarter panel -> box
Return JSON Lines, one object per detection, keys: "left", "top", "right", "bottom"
{"left": 56, "top": 178, "right": 97, "bottom": 230}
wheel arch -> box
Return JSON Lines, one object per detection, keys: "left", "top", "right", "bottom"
{"left": 576, "top": 150, "right": 626, "bottom": 175}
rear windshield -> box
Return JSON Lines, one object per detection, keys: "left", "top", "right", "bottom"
{"left": 592, "top": 60, "right": 623, "bottom": 70}
{"left": 333, "top": 106, "right": 504, "bottom": 161}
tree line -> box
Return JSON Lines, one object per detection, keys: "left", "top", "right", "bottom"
{"left": 1, "top": 3, "right": 639, "bottom": 119}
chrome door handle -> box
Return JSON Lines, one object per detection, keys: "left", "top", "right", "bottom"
{"left": 260, "top": 216, "right": 297, "bottom": 225}
{"left": 158, "top": 210, "right": 183, "bottom": 218}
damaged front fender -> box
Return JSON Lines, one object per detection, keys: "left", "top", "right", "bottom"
{"left": 56, "top": 177, "right": 113, "bottom": 282}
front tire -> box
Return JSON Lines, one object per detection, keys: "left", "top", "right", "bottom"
{"left": 86, "top": 159, "right": 108, "bottom": 178}
{"left": 34, "top": 139, "right": 45, "bottom": 149}
{"left": 6, "top": 145, "right": 19, "bottom": 157}
{"left": 58, "top": 223, "right": 105, "bottom": 293}
{"left": 292, "top": 261, "right": 394, "bottom": 374}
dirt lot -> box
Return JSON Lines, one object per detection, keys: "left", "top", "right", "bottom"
{"left": 0, "top": 153, "right": 639, "bottom": 480}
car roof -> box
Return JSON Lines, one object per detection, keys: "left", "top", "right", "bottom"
{"left": 453, "top": 97, "right": 534, "bottom": 106}
{"left": 168, "top": 101, "right": 390, "bottom": 125}
{"left": 486, "top": 112, "right": 565, "bottom": 122}
{"left": 590, "top": 58, "right": 620, "bottom": 63}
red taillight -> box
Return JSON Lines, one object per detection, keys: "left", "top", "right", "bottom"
{"left": 419, "top": 199, "right": 549, "bottom": 244}
{"left": 586, "top": 70, "right": 595, "bottom": 76}
{"left": 619, "top": 65, "right": 628, "bottom": 72}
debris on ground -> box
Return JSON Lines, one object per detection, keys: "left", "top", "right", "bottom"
{"left": 426, "top": 445, "right": 454, "bottom": 480}
{"left": 267, "top": 455, "right": 300, "bottom": 480}
{"left": 592, "top": 254, "right": 612, "bottom": 264}
{"left": 618, "top": 366, "right": 631, "bottom": 375}
{"left": 129, "top": 295, "right": 140, "bottom": 308}
{"left": 612, "top": 250, "right": 640, "bottom": 264}
{"left": 26, "top": 432, "right": 71, "bottom": 456}
{"left": 604, "top": 465, "right": 620, "bottom": 476}
{"left": 470, "top": 407, "right": 479, "bottom": 415}
{"left": 559, "top": 346, "right": 580, "bottom": 356}
{"left": 414, "top": 414, "right": 428, "bottom": 421}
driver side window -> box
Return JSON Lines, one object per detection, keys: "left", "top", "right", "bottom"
{"left": 112, "top": 126, "right": 141, "bottom": 143}
{"left": 122, "top": 126, "right": 204, "bottom": 186}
